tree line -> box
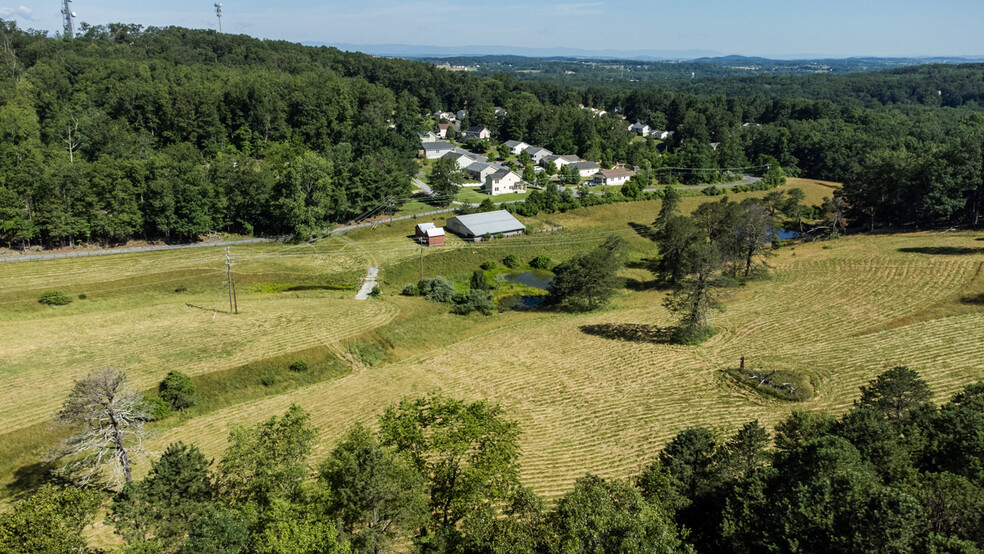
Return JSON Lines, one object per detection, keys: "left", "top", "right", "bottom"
{"left": 3, "top": 365, "right": 983, "bottom": 552}
{"left": 5, "top": 23, "right": 984, "bottom": 248}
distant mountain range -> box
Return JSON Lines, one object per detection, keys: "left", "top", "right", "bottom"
{"left": 304, "top": 42, "right": 984, "bottom": 63}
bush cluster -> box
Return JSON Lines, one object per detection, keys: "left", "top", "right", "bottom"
{"left": 38, "top": 291, "right": 72, "bottom": 306}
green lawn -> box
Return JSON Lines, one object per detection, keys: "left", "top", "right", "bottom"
{"left": 457, "top": 188, "right": 530, "bottom": 204}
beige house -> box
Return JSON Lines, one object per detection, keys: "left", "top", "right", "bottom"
{"left": 593, "top": 168, "right": 636, "bottom": 186}
{"left": 484, "top": 169, "right": 524, "bottom": 196}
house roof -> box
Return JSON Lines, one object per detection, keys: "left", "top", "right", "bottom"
{"left": 466, "top": 162, "right": 497, "bottom": 173}
{"left": 448, "top": 210, "right": 525, "bottom": 237}
{"left": 595, "top": 168, "right": 635, "bottom": 178}
{"left": 572, "top": 161, "right": 600, "bottom": 170}
{"left": 437, "top": 123, "right": 452, "bottom": 130}
{"left": 422, "top": 141, "right": 454, "bottom": 151}
{"left": 465, "top": 126, "right": 488, "bottom": 133}
{"left": 525, "top": 146, "right": 552, "bottom": 156}
{"left": 417, "top": 222, "right": 436, "bottom": 231}
{"left": 504, "top": 140, "right": 527, "bottom": 148}
{"left": 488, "top": 169, "right": 519, "bottom": 181}
{"left": 425, "top": 227, "right": 445, "bottom": 237}
{"left": 551, "top": 154, "right": 580, "bottom": 162}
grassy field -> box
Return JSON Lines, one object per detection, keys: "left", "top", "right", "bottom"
{"left": 4, "top": 178, "right": 982, "bottom": 516}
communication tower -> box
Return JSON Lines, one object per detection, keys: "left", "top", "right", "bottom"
{"left": 61, "top": 0, "right": 76, "bottom": 39}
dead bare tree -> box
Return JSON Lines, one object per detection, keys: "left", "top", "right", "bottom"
{"left": 64, "top": 117, "right": 80, "bottom": 163}
{"left": 51, "top": 368, "right": 150, "bottom": 490}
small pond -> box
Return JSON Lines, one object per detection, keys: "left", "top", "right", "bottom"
{"left": 775, "top": 228, "right": 800, "bottom": 240}
{"left": 497, "top": 270, "right": 554, "bottom": 312}
{"left": 503, "top": 269, "right": 554, "bottom": 289}
{"left": 498, "top": 295, "right": 547, "bottom": 311}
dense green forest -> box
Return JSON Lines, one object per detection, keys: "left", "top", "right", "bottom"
{"left": 3, "top": 367, "right": 983, "bottom": 553}
{"left": 1, "top": 22, "right": 984, "bottom": 248}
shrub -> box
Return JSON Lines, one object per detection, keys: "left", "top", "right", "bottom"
{"left": 417, "top": 279, "right": 433, "bottom": 296}
{"left": 158, "top": 371, "right": 196, "bottom": 411}
{"left": 259, "top": 372, "right": 277, "bottom": 387}
{"left": 402, "top": 283, "right": 420, "bottom": 296}
{"left": 174, "top": 286, "right": 188, "bottom": 293}
{"left": 288, "top": 361, "right": 309, "bottom": 373}
{"left": 77, "top": 293, "right": 87, "bottom": 300}
{"left": 530, "top": 255, "right": 551, "bottom": 269}
{"left": 452, "top": 289, "right": 496, "bottom": 316}
{"left": 142, "top": 395, "right": 172, "bottom": 421}
{"left": 38, "top": 291, "right": 72, "bottom": 306}
{"left": 482, "top": 232, "right": 492, "bottom": 241}
{"left": 470, "top": 270, "right": 491, "bottom": 291}
{"left": 481, "top": 260, "right": 497, "bottom": 270}
{"left": 494, "top": 233, "right": 504, "bottom": 239}
{"left": 425, "top": 277, "right": 455, "bottom": 303}
{"left": 502, "top": 254, "right": 520, "bottom": 269}
{"left": 370, "top": 285, "right": 380, "bottom": 297}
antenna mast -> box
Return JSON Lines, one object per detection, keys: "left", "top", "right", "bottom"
{"left": 61, "top": 0, "right": 75, "bottom": 39}
{"left": 214, "top": 3, "right": 223, "bottom": 33}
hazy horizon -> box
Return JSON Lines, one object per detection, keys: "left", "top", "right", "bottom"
{"left": 2, "top": 0, "right": 982, "bottom": 59}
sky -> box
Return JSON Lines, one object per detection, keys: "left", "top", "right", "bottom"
{"left": 1, "top": 0, "right": 982, "bottom": 58}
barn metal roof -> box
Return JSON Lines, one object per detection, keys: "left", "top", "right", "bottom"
{"left": 448, "top": 210, "right": 525, "bottom": 237}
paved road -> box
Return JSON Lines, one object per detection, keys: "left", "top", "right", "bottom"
{"left": 354, "top": 266, "right": 379, "bottom": 300}
{"left": 412, "top": 177, "right": 433, "bottom": 195}
{"left": 671, "top": 173, "right": 762, "bottom": 191}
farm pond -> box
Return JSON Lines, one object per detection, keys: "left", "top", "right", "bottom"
{"left": 497, "top": 270, "right": 553, "bottom": 311}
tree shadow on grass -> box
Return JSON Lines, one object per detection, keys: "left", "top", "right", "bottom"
{"left": 898, "top": 246, "right": 984, "bottom": 255}
{"left": 628, "top": 222, "right": 656, "bottom": 241}
{"left": 960, "top": 293, "right": 984, "bottom": 305}
{"left": 5, "top": 461, "right": 63, "bottom": 500}
{"left": 580, "top": 323, "right": 675, "bottom": 344}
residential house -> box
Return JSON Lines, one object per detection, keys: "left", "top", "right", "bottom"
{"left": 465, "top": 162, "right": 502, "bottom": 183}
{"left": 630, "top": 122, "right": 651, "bottom": 136}
{"left": 456, "top": 109, "right": 468, "bottom": 121}
{"left": 415, "top": 223, "right": 445, "bottom": 246}
{"left": 418, "top": 131, "right": 438, "bottom": 143}
{"left": 434, "top": 111, "right": 456, "bottom": 122}
{"left": 436, "top": 123, "right": 455, "bottom": 139}
{"left": 446, "top": 210, "right": 525, "bottom": 240}
{"left": 443, "top": 151, "right": 485, "bottom": 170}
{"left": 593, "top": 168, "right": 636, "bottom": 186}
{"left": 542, "top": 154, "right": 580, "bottom": 169}
{"left": 484, "top": 169, "right": 524, "bottom": 196}
{"left": 422, "top": 141, "right": 455, "bottom": 159}
{"left": 651, "top": 130, "right": 673, "bottom": 140}
{"left": 571, "top": 161, "right": 600, "bottom": 178}
{"left": 504, "top": 140, "right": 530, "bottom": 155}
{"left": 494, "top": 106, "right": 508, "bottom": 117}
{"left": 462, "top": 126, "right": 491, "bottom": 140}
{"left": 524, "top": 146, "right": 553, "bottom": 164}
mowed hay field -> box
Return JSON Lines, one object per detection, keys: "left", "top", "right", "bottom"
{"left": 5, "top": 178, "right": 984, "bottom": 504}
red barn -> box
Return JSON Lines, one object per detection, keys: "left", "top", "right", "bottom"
{"left": 415, "top": 222, "right": 445, "bottom": 246}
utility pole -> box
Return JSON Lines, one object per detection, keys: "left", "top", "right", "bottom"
{"left": 225, "top": 248, "right": 238, "bottom": 314}
{"left": 214, "top": 3, "right": 223, "bottom": 33}
{"left": 61, "top": 0, "right": 75, "bottom": 39}
{"left": 419, "top": 243, "right": 424, "bottom": 282}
